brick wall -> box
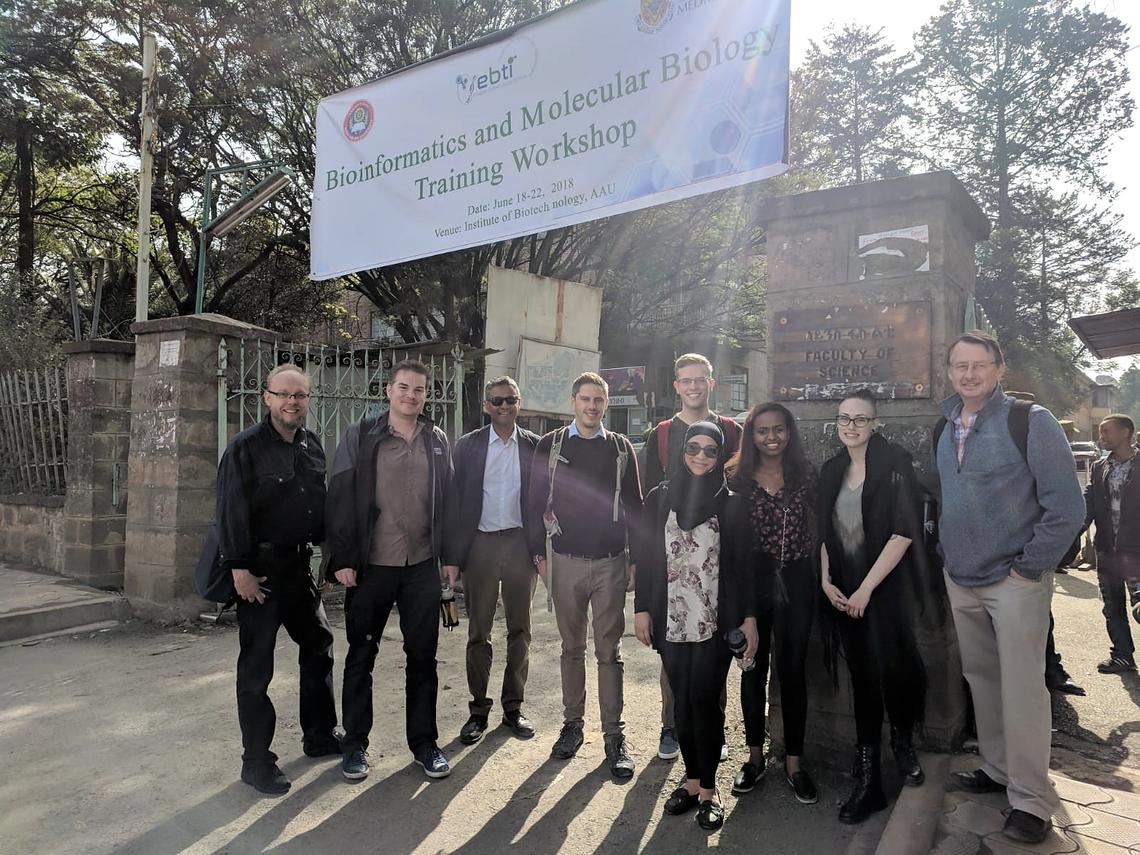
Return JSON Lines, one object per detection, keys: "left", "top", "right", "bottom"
{"left": 0, "top": 495, "right": 65, "bottom": 574}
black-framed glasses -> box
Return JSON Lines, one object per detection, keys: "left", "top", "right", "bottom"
{"left": 266, "top": 390, "right": 311, "bottom": 402}
{"left": 487, "top": 395, "right": 519, "bottom": 406}
{"left": 684, "top": 441, "right": 719, "bottom": 459}
{"left": 836, "top": 414, "right": 872, "bottom": 428}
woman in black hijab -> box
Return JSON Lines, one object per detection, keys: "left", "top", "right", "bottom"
{"left": 634, "top": 421, "right": 758, "bottom": 831}
{"left": 818, "top": 389, "right": 927, "bottom": 824}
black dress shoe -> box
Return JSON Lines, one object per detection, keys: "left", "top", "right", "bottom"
{"left": 303, "top": 732, "right": 343, "bottom": 758}
{"left": 1003, "top": 809, "right": 1051, "bottom": 843}
{"left": 1046, "top": 675, "right": 1086, "bottom": 696}
{"left": 663, "top": 785, "right": 700, "bottom": 816}
{"left": 241, "top": 763, "right": 291, "bottom": 796}
{"left": 502, "top": 709, "right": 536, "bottom": 739}
{"left": 460, "top": 715, "right": 488, "bottom": 745}
{"left": 696, "top": 798, "right": 725, "bottom": 831}
{"left": 951, "top": 768, "right": 1006, "bottom": 793}
{"left": 732, "top": 761, "right": 764, "bottom": 794}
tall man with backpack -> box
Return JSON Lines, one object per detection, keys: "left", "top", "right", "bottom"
{"left": 641, "top": 353, "right": 741, "bottom": 761}
{"left": 934, "top": 332, "right": 1084, "bottom": 845}
{"left": 527, "top": 372, "right": 643, "bottom": 780}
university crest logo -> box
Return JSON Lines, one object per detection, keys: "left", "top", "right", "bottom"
{"left": 343, "top": 100, "right": 374, "bottom": 141}
{"left": 636, "top": 0, "right": 673, "bottom": 33}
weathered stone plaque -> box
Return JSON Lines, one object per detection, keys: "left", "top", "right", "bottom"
{"left": 772, "top": 302, "right": 931, "bottom": 400}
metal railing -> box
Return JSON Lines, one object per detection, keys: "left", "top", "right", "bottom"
{"left": 0, "top": 367, "right": 68, "bottom": 495}
{"left": 216, "top": 337, "right": 464, "bottom": 464}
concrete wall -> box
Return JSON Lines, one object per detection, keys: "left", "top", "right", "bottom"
{"left": 0, "top": 495, "right": 65, "bottom": 573}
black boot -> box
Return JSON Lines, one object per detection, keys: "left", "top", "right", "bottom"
{"left": 838, "top": 745, "right": 887, "bottom": 824}
{"left": 890, "top": 726, "right": 925, "bottom": 787}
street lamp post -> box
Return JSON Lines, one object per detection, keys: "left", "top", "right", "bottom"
{"left": 194, "top": 161, "right": 295, "bottom": 314}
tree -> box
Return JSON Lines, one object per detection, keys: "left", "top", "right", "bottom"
{"left": 791, "top": 23, "right": 918, "bottom": 185}
{"left": 1115, "top": 362, "right": 1140, "bottom": 424}
{"left": 913, "top": 0, "right": 1134, "bottom": 410}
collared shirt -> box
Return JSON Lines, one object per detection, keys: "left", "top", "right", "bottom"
{"left": 568, "top": 421, "right": 608, "bottom": 440}
{"left": 479, "top": 425, "right": 523, "bottom": 532}
{"left": 950, "top": 403, "right": 979, "bottom": 465}
{"left": 370, "top": 420, "right": 432, "bottom": 566}
{"left": 1107, "top": 454, "right": 1136, "bottom": 539}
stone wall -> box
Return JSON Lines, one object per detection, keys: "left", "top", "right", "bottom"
{"left": 0, "top": 495, "right": 65, "bottom": 573}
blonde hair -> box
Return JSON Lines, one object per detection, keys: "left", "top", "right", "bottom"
{"left": 674, "top": 353, "right": 713, "bottom": 377}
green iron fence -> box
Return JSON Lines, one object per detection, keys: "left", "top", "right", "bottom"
{"left": 0, "top": 367, "right": 68, "bottom": 495}
{"left": 216, "top": 337, "right": 465, "bottom": 464}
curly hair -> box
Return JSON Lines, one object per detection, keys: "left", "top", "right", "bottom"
{"left": 725, "top": 402, "right": 812, "bottom": 493}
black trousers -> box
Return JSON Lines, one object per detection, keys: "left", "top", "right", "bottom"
{"left": 342, "top": 559, "right": 440, "bottom": 754}
{"left": 1097, "top": 564, "right": 1136, "bottom": 660}
{"left": 660, "top": 638, "right": 731, "bottom": 789}
{"left": 235, "top": 560, "right": 337, "bottom": 766}
{"left": 741, "top": 555, "right": 814, "bottom": 755}
{"left": 838, "top": 613, "right": 922, "bottom": 746}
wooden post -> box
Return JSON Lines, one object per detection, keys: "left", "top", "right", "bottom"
{"left": 134, "top": 33, "right": 158, "bottom": 324}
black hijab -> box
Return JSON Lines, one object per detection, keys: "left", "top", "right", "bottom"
{"left": 669, "top": 421, "right": 729, "bottom": 531}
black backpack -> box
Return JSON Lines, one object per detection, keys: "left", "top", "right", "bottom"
{"left": 923, "top": 399, "right": 1033, "bottom": 566}
{"left": 195, "top": 523, "right": 234, "bottom": 604}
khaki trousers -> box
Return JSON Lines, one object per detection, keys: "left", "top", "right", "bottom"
{"left": 551, "top": 552, "right": 628, "bottom": 736}
{"left": 945, "top": 570, "right": 1059, "bottom": 820}
{"left": 464, "top": 529, "right": 537, "bottom": 717}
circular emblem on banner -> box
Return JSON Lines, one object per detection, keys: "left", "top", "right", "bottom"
{"left": 637, "top": 0, "right": 673, "bottom": 32}
{"left": 343, "top": 100, "right": 374, "bottom": 141}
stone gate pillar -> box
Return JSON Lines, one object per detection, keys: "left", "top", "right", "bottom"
{"left": 123, "top": 314, "right": 275, "bottom": 619}
{"left": 754, "top": 171, "right": 991, "bottom": 752}
{"left": 62, "top": 340, "right": 135, "bottom": 588}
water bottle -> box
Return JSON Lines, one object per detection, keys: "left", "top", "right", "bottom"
{"left": 440, "top": 585, "right": 459, "bottom": 630}
{"left": 725, "top": 627, "right": 755, "bottom": 672}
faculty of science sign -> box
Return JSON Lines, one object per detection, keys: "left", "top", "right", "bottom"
{"left": 771, "top": 303, "right": 932, "bottom": 401}
{"left": 310, "top": 0, "right": 790, "bottom": 279}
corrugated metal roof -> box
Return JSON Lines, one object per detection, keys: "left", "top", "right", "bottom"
{"left": 1069, "top": 308, "right": 1140, "bottom": 359}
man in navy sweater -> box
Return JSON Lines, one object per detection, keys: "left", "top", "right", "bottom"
{"left": 526, "top": 372, "right": 643, "bottom": 780}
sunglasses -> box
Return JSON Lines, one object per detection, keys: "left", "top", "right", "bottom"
{"left": 684, "top": 441, "right": 719, "bottom": 459}
{"left": 487, "top": 395, "right": 520, "bottom": 407}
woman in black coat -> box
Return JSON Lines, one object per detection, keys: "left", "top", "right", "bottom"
{"left": 633, "top": 421, "right": 758, "bottom": 831}
{"left": 818, "top": 389, "right": 927, "bottom": 824}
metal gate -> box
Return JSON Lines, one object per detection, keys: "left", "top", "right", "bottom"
{"left": 216, "top": 337, "right": 464, "bottom": 464}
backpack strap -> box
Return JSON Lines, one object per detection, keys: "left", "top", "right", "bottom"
{"left": 612, "top": 432, "right": 628, "bottom": 524}
{"left": 542, "top": 427, "right": 569, "bottom": 612}
{"left": 931, "top": 416, "right": 948, "bottom": 475}
{"left": 718, "top": 414, "right": 742, "bottom": 453}
{"left": 1007, "top": 399, "right": 1032, "bottom": 463}
{"left": 655, "top": 418, "right": 672, "bottom": 468}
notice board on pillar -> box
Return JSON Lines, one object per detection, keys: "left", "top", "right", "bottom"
{"left": 771, "top": 302, "right": 931, "bottom": 400}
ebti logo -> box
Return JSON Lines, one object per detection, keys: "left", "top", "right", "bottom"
{"left": 343, "top": 100, "right": 374, "bottom": 141}
{"left": 636, "top": 0, "right": 673, "bottom": 33}
{"left": 455, "top": 37, "right": 537, "bottom": 104}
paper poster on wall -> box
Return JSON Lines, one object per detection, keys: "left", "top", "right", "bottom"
{"left": 311, "top": 0, "right": 790, "bottom": 278}
{"left": 516, "top": 337, "right": 600, "bottom": 416}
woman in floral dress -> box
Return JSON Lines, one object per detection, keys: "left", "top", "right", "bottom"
{"left": 634, "top": 421, "right": 757, "bottom": 831}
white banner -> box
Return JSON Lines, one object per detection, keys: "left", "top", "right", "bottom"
{"left": 311, "top": 0, "right": 790, "bottom": 280}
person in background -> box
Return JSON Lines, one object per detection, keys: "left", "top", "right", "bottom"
{"left": 818, "top": 389, "right": 927, "bottom": 824}
{"left": 634, "top": 421, "right": 757, "bottom": 831}
{"left": 1085, "top": 414, "right": 1140, "bottom": 674}
{"left": 641, "top": 353, "right": 741, "bottom": 762}
{"left": 726, "top": 402, "right": 820, "bottom": 806}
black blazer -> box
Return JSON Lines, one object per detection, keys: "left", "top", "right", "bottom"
{"left": 443, "top": 423, "right": 540, "bottom": 566}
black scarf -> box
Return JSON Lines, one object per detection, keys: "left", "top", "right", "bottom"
{"left": 668, "top": 420, "right": 728, "bottom": 531}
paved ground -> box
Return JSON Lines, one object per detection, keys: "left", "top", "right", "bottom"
{"left": 0, "top": 559, "right": 1136, "bottom": 854}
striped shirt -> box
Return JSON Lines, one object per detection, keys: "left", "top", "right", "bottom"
{"left": 951, "top": 405, "right": 979, "bottom": 465}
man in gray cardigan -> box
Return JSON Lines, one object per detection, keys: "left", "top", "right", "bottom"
{"left": 935, "top": 333, "right": 1084, "bottom": 845}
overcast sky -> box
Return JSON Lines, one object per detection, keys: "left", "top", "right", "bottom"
{"left": 788, "top": 0, "right": 1139, "bottom": 373}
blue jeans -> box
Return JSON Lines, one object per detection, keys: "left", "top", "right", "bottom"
{"left": 1097, "top": 560, "right": 1136, "bottom": 660}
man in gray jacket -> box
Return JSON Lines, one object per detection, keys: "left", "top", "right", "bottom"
{"left": 936, "top": 332, "right": 1084, "bottom": 845}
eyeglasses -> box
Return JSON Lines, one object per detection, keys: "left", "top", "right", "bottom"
{"left": 676, "top": 377, "right": 711, "bottom": 387}
{"left": 836, "top": 414, "right": 873, "bottom": 428}
{"left": 684, "top": 441, "right": 719, "bottom": 459}
{"left": 949, "top": 361, "right": 996, "bottom": 374}
{"left": 266, "top": 390, "right": 311, "bottom": 402}
{"left": 487, "top": 395, "right": 519, "bottom": 406}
